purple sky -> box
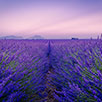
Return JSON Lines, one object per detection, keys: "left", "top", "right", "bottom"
{"left": 0, "top": 0, "right": 102, "bottom": 39}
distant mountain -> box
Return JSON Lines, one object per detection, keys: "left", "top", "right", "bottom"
{"left": 0, "top": 35, "right": 44, "bottom": 40}
{"left": 71, "top": 38, "right": 79, "bottom": 40}
{"left": 0, "top": 35, "right": 23, "bottom": 39}
{"left": 28, "top": 35, "right": 44, "bottom": 40}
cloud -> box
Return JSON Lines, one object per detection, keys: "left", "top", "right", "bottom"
{"left": 32, "top": 13, "right": 102, "bottom": 35}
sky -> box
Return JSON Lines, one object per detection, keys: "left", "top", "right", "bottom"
{"left": 0, "top": 0, "right": 102, "bottom": 39}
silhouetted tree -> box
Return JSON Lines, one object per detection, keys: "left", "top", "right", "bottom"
{"left": 97, "top": 35, "right": 99, "bottom": 40}
{"left": 101, "top": 34, "right": 102, "bottom": 40}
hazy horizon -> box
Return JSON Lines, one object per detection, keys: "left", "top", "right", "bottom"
{"left": 0, "top": 0, "right": 102, "bottom": 39}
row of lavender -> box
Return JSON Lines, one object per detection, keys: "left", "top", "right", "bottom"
{"left": 0, "top": 40, "right": 49, "bottom": 102}
{"left": 0, "top": 39, "right": 102, "bottom": 102}
{"left": 50, "top": 40, "right": 102, "bottom": 102}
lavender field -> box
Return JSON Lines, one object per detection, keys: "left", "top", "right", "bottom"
{"left": 0, "top": 39, "right": 102, "bottom": 102}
